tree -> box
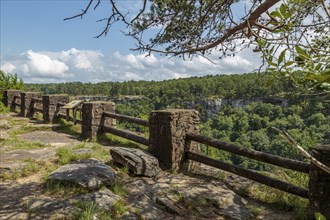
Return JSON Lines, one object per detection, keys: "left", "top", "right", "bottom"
{"left": 66, "top": 0, "right": 330, "bottom": 90}
{"left": 0, "top": 70, "right": 24, "bottom": 98}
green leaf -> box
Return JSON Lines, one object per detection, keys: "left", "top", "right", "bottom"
{"left": 267, "top": 59, "right": 277, "bottom": 66}
{"left": 280, "top": 4, "right": 287, "bottom": 17}
{"left": 295, "top": 45, "right": 310, "bottom": 59}
{"left": 315, "top": 63, "right": 322, "bottom": 71}
{"left": 278, "top": 50, "right": 286, "bottom": 65}
{"left": 315, "top": 212, "right": 327, "bottom": 220}
{"left": 284, "top": 61, "right": 295, "bottom": 67}
{"left": 270, "top": 10, "right": 283, "bottom": 19}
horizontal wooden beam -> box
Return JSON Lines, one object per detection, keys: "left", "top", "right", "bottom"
{"left": 187, "top": 152, "right": 309, "bottom": 198}
{"left": 34, "top": 107, "right": 43, "bottom": 113}
{"left": 103, "top": 111, "right": 149, "bottom": 127}
{"left": 103, "top": 125, "right": 149, "bottom": 146}
{"left": 186, "top": 133, "right": 309, "bottom": 173}
{"left": 31, "top": 97, "right": 42, "bottom": 103}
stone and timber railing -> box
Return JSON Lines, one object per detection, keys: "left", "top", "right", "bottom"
{"left": 185, "top": 133, "right": 310, "bottom": 198}
{"left": 43, "top": 94, "right": 69, "bottom": 123}
{"left": 80, "top": 101, "right": 116, "bottom": 139}
{"left": 2, "top": 90, "right": 330, "bottom": 218}
{"left": 149, "top": 109, "right": 201, "bottom": 172}
{"left": 20, "top": 92, "right": 43, "bottom": 117}
{"left": 4, "top": 89, "right": 22, "bottom": 112}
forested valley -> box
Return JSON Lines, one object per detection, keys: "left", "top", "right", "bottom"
{"left": 25, "top": 73, "right": 330, "bottom": 171}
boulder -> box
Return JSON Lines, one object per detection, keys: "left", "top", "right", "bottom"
{"left": 48, "top": 158, "right": 115, "bottom": 190}
{"left": 110, "top": 147, "right": 160, "bottom": 177}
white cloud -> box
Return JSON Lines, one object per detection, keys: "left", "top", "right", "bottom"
{"left": 22, "top": 50, "right": 69, "bottom": 77}
{"left": 1, "top": 47, "right": 261, "bottom": 83}
{"left": 1, "top": 62, "right": 16, "bottom": 73}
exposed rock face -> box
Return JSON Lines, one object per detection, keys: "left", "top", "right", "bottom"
{"left": 26, "top": 197, "right": 75, "bottom": 219}
{"left": 71, "top": 188, "right": 121, "bottom": 210}
{"left": 125, "top": 173, "right": 251, "bottom": 220}
{"left": 110, "top": 147, "right": 160, "bottom": 177}
{"left": 0, "top": 161, "right": 27, "bottom": 174}
{"left": 1, "top": 148, "right": 56, "bottom": 161}
{"left": 183, "top": 97, "right": 288, "bottom": 119}
{"left": 48, "top": 158, "right": 116, "bottom": 190}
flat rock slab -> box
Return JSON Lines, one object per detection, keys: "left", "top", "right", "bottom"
{"left": 49, "top": 158, "right": 116, "bottom": 190}
{"left": 26, "top": 197, "right": 74, "bottom": 218}
{"left": 71, "top": 188, "right": 121, "bottom": 210}
{"left": 125, "top": 173, "right": 251, "bottom": 220}
{"left": 0, "top": 148, "right": 56, "bottom": 162}
{"left": 0, "top": 119, "right": 11, "bottom": 129}
{"left": 0, "top": 161, "right": 27, "bottom": 174}
{"left": 110, "top": 147, "right": 160, "bottom": 177}
{"left": 17, "top": 131, "right": 80, "bottom": 147}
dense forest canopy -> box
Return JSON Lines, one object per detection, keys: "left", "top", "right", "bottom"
{"left": 25, "top": 72, "right": 298, "bottom": 98}
{"left": 67, "top": 0, "right": 330, "bottom": 91}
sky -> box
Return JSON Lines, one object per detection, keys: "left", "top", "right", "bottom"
{"left": 0, "top": 0, "right": 261, "bottom": 83}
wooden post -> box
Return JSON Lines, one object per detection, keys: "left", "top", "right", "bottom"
{"left": 3, "top": 90, "right": 21, "bottom": 112}
{"left": 20, "top": 92, "right": 42, "bottom": 117}
{"left": 42, "top": 94, "right": 69, "bottom": 123}
{"left": 81, "top": 101, "right": 115, "bottom": 139}
{"left": 309, "top": 145, "right": 330, "bottom": 219}
{"left": 149, "top": 109, "right": 201, "bottom": 172}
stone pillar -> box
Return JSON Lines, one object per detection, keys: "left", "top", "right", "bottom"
{"left": 3, "top": 90, "right": 21, "bottom": 111}
{"left": 149, "top": 109, "right": 200, "bottom": 172}
{"left": 42, "top": 94, "right": 69, "bottom": 123}
{"left": 309, "top": 145, "right": 330, "bottom": 219}
{"left": 81, "top": 101, "right": 116, "bottom": 139}
{"left": 20, "top": 92, "right": 42, "bottom": 117}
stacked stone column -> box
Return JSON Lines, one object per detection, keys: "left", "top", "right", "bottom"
{"left": 42, "top": 94, "right": 69, "bottom": 123}
{"left": 20, "top": 92, "right": 42, "bottom": 117}
{"left": 149, "top": 109, "right": 201, "bottom": 172}
{"left": 309, "top": 145, "right": 330, "bottom": 219}
{"left": 81, "top": 101, "right": 116, "bottom": 139}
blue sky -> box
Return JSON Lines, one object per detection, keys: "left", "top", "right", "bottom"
{"left": 1, "top": 0, "right": 261, "bottom": 83}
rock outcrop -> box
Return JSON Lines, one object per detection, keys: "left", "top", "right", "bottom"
{"left": 110, "top": 147, "right": 160, "bottom": 177}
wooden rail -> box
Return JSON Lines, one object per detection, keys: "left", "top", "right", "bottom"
{"left": 34, "top": 107, "right": 43, "bottom": 113}
{"left": 57, "top": 113, "right": 82, "bottom": 125}
{"left": 187, "top": 152, "right": 309, "bottom": 198}
{"left": 31, "top": 97, "right": 42, "bottom": 103}
{"left": 103, "top": 125, "right": 149, "bottom": 146}
{"left": 103, "top": 111, "right": 149, "bottom": 127}
{"left": 186, "top": 133, "right": 309, "bottom": 173}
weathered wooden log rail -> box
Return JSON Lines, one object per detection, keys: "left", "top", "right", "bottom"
{"left": 186, "top": 133, "right": 309, "bottom": 173}
{"left": 3, "top": 90, "right": 330, "bottom": 218}
{"left": 102, "top": 111, "right": 149, "bottom": 146}
{"left": 103, "top": 125, "right": 149, "bottom": 146}
{"left": 103, "top": 111, "right": 149, "bottom": 127}
{"left": 186, "top": 151, "right": 309, "bottom": 198}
